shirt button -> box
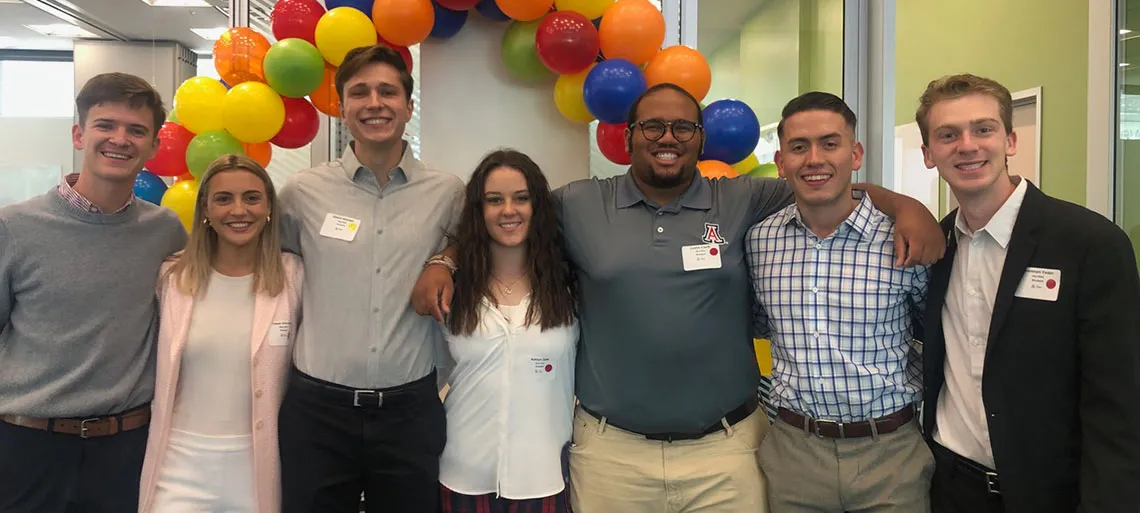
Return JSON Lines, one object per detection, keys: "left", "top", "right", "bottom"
{"left": 657, "top": 211, "right": 663, "bottom": 216}
{"left": 371, "top": 347, "right": 378, "bottom": 353}
{"left": 815, "top": 243, "right": 822, "bottom": 249}
{"left": 376, "top": 229, "right": 383, "bottom": 235}
{"left": 373, "top": 307, "right": 380, "bottom": 313}
{"left": 811, "top": 287, "right": 818, "bottom": 293}
{"left": 968, "top": 289, "right": 978, "bottom": 296}
{"left": 252, "top": 357, "right": 259, "bottom": 367}
{"left": 375, "top": 267, "right": 382, "bottom": 274}
{"left": 971, "top": 337, "right": 983, "bottom": 346}
{"left": 256, "top": 420, "right": 264, "bottom": 430}
{"left": 813, "top": 332, "right": 820, "bottom": 338}
{"left": 656, "top": 226, "right": 664, "bottom": 233}
{"left": 255, "top": 390, "right": 263, "bottom": 398}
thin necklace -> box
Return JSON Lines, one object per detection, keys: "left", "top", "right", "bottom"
{"left": 492, "top": 273, "right": 525, "bottom": 295}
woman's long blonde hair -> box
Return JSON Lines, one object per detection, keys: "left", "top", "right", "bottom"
{"left": 166, "top": 153, "right": 285, "bottom": 297}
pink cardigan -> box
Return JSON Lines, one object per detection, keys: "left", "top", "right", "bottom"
{"left": 138, "top": 253, "right": 303, "bottom": 513}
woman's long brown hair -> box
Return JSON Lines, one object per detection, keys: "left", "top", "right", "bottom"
{"left": 447, "top": 149, "right": 577, "bottom": 336}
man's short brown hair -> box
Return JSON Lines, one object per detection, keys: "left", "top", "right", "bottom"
{"left": 334, "top": 45, "right": 414, "bottom": 103}
{"left": 915, "top": 73, "right": 1013, "bottom": 146}
{"left": 75, "top": 72, "right": 166, "bottom": 136}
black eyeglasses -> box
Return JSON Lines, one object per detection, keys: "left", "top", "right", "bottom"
{"left": 634, "top": 119, "right": 703, "bottom": 142}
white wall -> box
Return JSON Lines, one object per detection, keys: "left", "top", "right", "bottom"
{"left": 418, "top": 15, "right": 590, "bottom": 188}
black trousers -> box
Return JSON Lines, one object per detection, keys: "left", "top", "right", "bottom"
{"left": 0, "top": 418, "right": 148, "bottom": 513}
{"left": 279, "top": 367, "right": 447, "bottom": 513}
{"left": 929, "top": 440, "right": 1006, "bottom": 513}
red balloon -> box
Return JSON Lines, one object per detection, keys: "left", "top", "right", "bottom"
{"left": 437, "top": 0, "right": 480, "bottom": 9}
{"left": 536, "top": 11, "right": 600, "bottom": 75}
{"left": 596, "top": 122, "right": 630, "bottom": 165}
{"left": 378, "top": 35, "right": 415, "bottom": 73}
{"left": 146, "top": 122, "right": 195, "bottom": 177}
{"left": 270, "top": 97, "right": 321, "bottom": 149}
{"left": 271, "top": 0, "right": 325, "bottom": 45}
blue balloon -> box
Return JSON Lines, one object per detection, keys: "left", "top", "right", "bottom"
{"left": 325, "top": 0, "right": 374, "bottom": 17}
{"left": 430, "top": 2, "right": 468, "bottom": 39}
{"left": 475, "top": 0, "right": 510, "bottom": 21}
{"left": 583, "top": 59, "right": 647, "bottom": 124}
{"left": 134, "top": 170, "right": 168, "bottom": 206}
{"left": 701, "top": 99, "right": 761, "bottom": 165}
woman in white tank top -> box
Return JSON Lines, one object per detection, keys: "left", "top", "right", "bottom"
{"left": 138, "top": 154, "right": 303, "bottom": 513}
{"left": 435, "top": 149, "right": 579, "bottom": 513}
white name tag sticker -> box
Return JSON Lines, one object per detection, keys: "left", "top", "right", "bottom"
{"left": 319, "top": 213, "right": 361, "bottom": 242}
{"left": 682, "top": 244, "right": 722, "bottom": 271}
{"left": 269, "top": 321, "right": 290, "bottom": 346}
{"left": 531, "top": 356, "right": 555, "bottom": 381}
{"left": 1014, "top": 267, "right": 1061, "bottom": 302}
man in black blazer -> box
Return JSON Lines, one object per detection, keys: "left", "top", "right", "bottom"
{"left": 915, "top": 73, "right": 1140, "bottom": 513}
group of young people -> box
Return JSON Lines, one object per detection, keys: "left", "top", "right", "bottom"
{"left": 0, "top": 40, "right": 1137, "bottom": 513}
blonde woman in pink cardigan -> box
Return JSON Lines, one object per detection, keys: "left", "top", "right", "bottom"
{"left": 139, "top": 154, "right": 303, "bottom": 513}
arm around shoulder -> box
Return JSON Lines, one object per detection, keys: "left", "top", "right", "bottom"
{"left": 1075, "top": 225, "right": 1140, "bottom": 510}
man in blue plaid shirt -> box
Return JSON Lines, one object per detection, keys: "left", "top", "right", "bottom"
{"left": 746, "top": 92, "right": 933, "bottom": 513}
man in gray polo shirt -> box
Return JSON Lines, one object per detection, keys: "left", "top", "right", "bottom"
{"left": 413, "top": 83, "right": 943, "bottom": 512}
{"left": 277, "top": 45, "right": 464, "bottom": 513}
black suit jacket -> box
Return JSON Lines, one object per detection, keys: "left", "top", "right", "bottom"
{"left": 923, "top": 181, "right": 1140, "bottom": 513}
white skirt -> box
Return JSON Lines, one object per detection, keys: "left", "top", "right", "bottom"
{"left": 150, "top": 429, "right": 256, "bottom": 513}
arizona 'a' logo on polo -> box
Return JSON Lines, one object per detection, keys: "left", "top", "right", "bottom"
{"left": 702, "top": 222, "right": 726, "bottom": 244}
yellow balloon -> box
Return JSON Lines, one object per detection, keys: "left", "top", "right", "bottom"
{"left": 314, "top": 7, "right": 378, "bottom": 66}
{"left": 173, "top": 77, "right": 227, "bottom": 134}
{"left": 553, "top": 66, "right": 595, "bottom": 123}
{"left": 731, "top": 153, "right": 760, "bottom": 176}
{"left": 161, "top": 179, "right": 201, "bottom": 234}
{"left": 223, "top": 82, "right": 286, "bottom": 144}
{"left": 555, "top": 0, "right": 615, "bottom": 19}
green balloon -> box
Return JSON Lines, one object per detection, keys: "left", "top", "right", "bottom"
{"left": 185, "top": 130, "right": 244, "bottom": 179}
{"left": 264, "top": 38, "right": 326, "bottom": 98}
{"left": 501, "top": 20, "right": 552, "bottom": 82}
{"left": 747, "top": 162, "right": 779, "bottom": 178}
{"left": 167, "top": 109, "right": 179, "bottom": 123}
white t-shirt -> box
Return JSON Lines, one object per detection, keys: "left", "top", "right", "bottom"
{"left": 170, "top": 271, "right": 255, "bottom": 436}
{"left": 438, "top": 297, "right": 578, "bottom": 499}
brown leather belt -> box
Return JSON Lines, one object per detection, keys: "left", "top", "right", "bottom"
{"left": 0, "top": 404, "right": 151, "bottom": 439}
{"left": 777, "top": 405, "right": 915, "bottom": 439}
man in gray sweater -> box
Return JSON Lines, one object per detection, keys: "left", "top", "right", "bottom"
{"left": 0, "top": 72, "right": 186, "bottom": 513}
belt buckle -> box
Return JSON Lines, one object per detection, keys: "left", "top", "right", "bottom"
{"left": 985, "top": 471, "right": 1001, "bottom": 495}
{"left": 78, "top": 418, "right": 101, "bottom": 439}
{"left": 813, "top": 419, "right": 844, "bottom": 438}
{"left": 353, "top": 390, "right": 383, "bottom": 408}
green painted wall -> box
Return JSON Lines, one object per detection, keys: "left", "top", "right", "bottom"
{"left": 895, "top": 1, "right": 1089, "bottom": 207}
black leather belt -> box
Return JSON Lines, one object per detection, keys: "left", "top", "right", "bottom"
{"left": 582, "top": 395, "right": 759, "bottom": 442}
{"left": 931, "top": 440, "right": 1002, "bottom": 496}
{"left": 289, "top": 367, "right": 437, "bottom": 409}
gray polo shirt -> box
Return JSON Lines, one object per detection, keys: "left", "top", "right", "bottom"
{"left": 557, "top": 172, "right": 792, "bottom": 433}
{"left": 279, "top": 143, "right": 464, "bottom": 388}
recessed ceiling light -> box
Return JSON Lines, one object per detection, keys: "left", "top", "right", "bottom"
{"left": 24, "top": 24, "right": 98, "bottom": 38}
{"left": 1122, "top": 29, "right": 1133, "bottom": 35}
{"left": 140, "top": 0, "right": 212, "bottom": 6}
{"left": 190, "top": 27, "right": 228, "bottom": 40}
{"left": 1121, "top": 62, "right": 1131, "bottom": 67}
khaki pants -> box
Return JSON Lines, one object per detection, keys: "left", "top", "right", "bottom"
{"left": 568, "top": 405, "right": 769, "bottom": 513}
{"left": 758, "top": 414, "right": 935, "bottom": 513}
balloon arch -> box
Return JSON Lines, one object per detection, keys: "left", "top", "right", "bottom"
{"left": 144, "top": 0, "right": 770, "bottom": 231}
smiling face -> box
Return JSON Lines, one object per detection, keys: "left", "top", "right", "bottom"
{"left": 205, "top": 168, "right": 270, "bottom": 250}
{"left": 625, "top": 88, "right": 705, "bottom": 190}
{"left": 776, "top": 109, "right": 863, "bottom": 208}
{"left": 921, "top": 92, "right": 1018, "bottom": 201}
{"left": 482, "top": 166, "right": 532, "bottom": 249}
{"left": 71, "top": 101, "right": 158, "bottom": 184}
{"left": 339, "top": 62, "right": 413, "bottom": 148}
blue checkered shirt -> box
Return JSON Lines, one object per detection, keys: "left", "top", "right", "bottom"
{"left": 746, "top": 195, "right": 929, "bottom": 422}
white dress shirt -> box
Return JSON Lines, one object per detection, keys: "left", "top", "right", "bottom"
{"left": 438, "top": 297, "right": 578, "bottom": 499}
{"left": 935, "top": 177, "right": 1029, "bottom": 469}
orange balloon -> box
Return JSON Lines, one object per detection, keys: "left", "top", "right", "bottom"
{"left": 599, "top": 0, "right": 665, "bottom": 65}
{"left": 496, "top": 0, "right": 555, "bottom": 21}
{"left": 372, "top": 0, "right": 434, "bottom": 47}
{"left": 308, "top": 64, "right": 340, "bottom": 117}
{"left": 644, "top": 45, "right": 712, "bottom": 102}
{"left": 213, "top": 27, "right": 271, "bottom": 85}
{"left": 698, "top": 160, "right": 738, "bottom": 179}
{"left": 242, "top": 141, "right": 272, "bottom": 168}
{"left": 173, "top": 172, "right": 195, "bottom": 183}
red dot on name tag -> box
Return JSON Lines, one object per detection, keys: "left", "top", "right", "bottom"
{"left": 1046, "top": 279, "right": 1056, "bottom": 289}
{"left": 545, "top": 364, "right": 553, "bottom": 372}
{"left": 709, "top": 247, "right": 719, "bottom": 256}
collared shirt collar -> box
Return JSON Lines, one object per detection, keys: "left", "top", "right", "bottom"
{"left": 57, "top": 173, "right": 132, "bottom": 214}
{"left": 340, "top": 140, "right": 416, "bottom": 187}
{"left": 615, "top": 171, "right": 713, "bottom": 211}
{"left": 953, "top": 176, "right": 1028, "bottom": 249}
{"left": 782, "top": 194, "right": 877, "bottom": 241}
